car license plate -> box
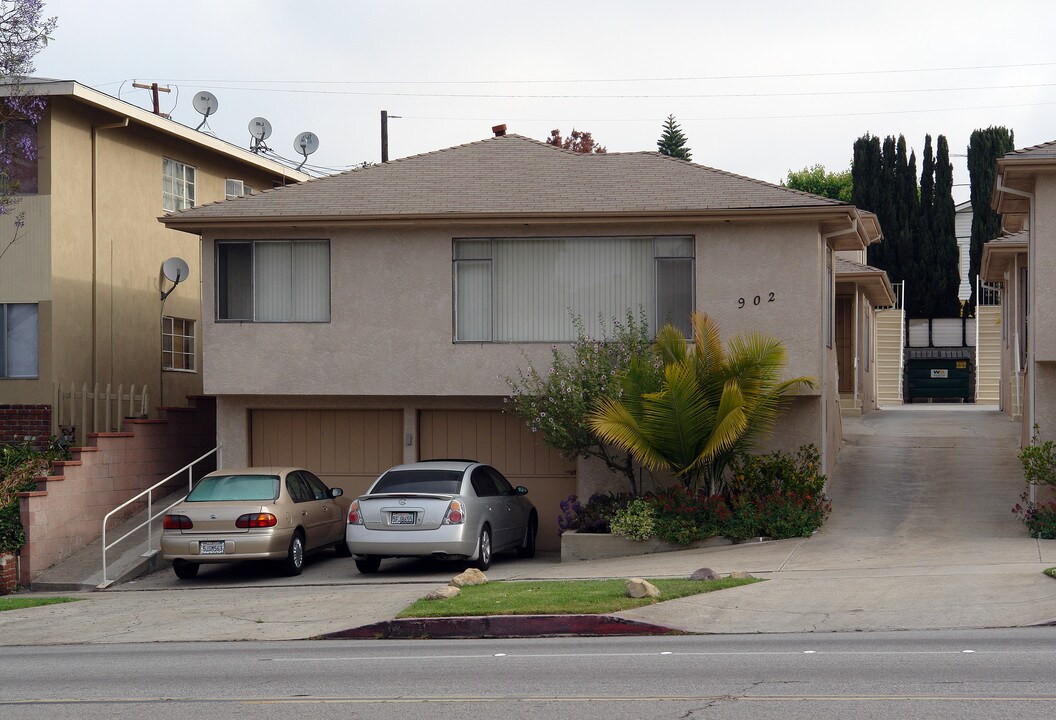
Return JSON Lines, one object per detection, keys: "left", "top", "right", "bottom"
{"left": 390, "top": 512, "right": 415, "bottom": 525}
{"left": 199, "top": 541, "right": 225, "bottom": 555}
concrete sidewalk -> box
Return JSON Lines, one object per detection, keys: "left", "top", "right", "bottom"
{"left": 2, "top": 405, "right": 1054, "bottom": 644}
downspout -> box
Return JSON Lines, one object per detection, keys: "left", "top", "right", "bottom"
{"left": 91, "top": 117, "right": 130, "bottom": 393}
{"left": 995, "top": 175, "right": 1035, "bottom": 502}
{"left": 820, "top": 217, "right": 859, "bottom": 477}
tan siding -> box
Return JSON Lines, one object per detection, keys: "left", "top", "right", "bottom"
{"left": 419, "top": 409, "right": 574, "bottom": 551}
{"left": 0, "top": 195, "right": 51, "bottom": 302}
{"left": 250, "top": 409, "right": 402, "bottom": 497}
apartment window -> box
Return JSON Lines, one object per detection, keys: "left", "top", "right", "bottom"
{"left": 162, "top": 317, "right": 196, "bottom": 371}
{"left": 163, "top": 158, "right": 196, "bottom": 211}
{"left": 0, "top": 120, "right": 38, "bottom": 194}
{"left": 453, "top": 236, "right": 694, "bottom": 342}
{"left": 216, "top": 240, "right": 330, "bottom": 322}
{"left": 0, "top": 303, "right": 39, "bottom": 378}
{"left": 225, "top": 179, "right": 254, "bottom": 200}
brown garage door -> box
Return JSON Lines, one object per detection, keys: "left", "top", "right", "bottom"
{"left": 250, "top": 410, "right": 403, "bottom": 497}
{"left": 419, "top": 409, "right": 575, "bottom": 552}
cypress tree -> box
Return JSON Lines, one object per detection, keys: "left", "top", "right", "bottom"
{"left": 879, "top": 135, "right": 901, "bottom": 278}
{"left": 852, "top": 134, "right": 883, "bottom": 267}
{"left": 916, "top": 135, "right": 936, "bottom": 318}
{"left": 967, "top": 126, "right": 1015, "bottom": 314}
{"left": 657, "top": 115, "right": 692, "bottom": 161}
{"left": 933, "top": 135, "right": 961, "bottom": 317}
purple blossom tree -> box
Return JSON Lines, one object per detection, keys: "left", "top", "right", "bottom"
{"left": 0, "top": 0, "right": 56, "bottom": 263}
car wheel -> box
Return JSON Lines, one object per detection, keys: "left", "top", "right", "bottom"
{"left": 517, "top": 514, "right": 538, "bottom": 559}
{"left": 334, "top": 539, "right": 353, "bottom": 558}
{"left": 474, "top": 524, "right": 493, "bottom": 571}
{"left": 355, "top": 556, "right": 382, "bottom": 574}
{"left": 282, "top": 532, "right": 305, "bottom": 576}
{"left": 172, "top": 559, "right": 199, "bottom": 580}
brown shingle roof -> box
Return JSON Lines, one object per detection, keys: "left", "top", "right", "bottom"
{"left": 835, "top": 257, "right": 884, "bottom": 274}
{"left": 165, "top": 133, "right": 846, "bottom": 223}
{"left": 1006, "top": 139, "right": 1056, "bottom": 158}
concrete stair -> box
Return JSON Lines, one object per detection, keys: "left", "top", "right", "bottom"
{"left": 975, "top": 305, "right": 1001, "bottom": 406}
{"left": 875, "top": 308, "right": 904, "bottom": 407}
{"left": 839, "top": 393, "right": 862, "bottom": 417}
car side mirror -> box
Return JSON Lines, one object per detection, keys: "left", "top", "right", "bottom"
{"left": 331, "top": 488, "right": 344, "bottom": 498}
{"left": 516, "top": 485, "right": 528, "bottom": 495}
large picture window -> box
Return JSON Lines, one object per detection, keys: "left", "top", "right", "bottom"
{"left": 454, "top": 236, "right": 694, "bottom": 342}
{"left": 163, "top": 158, "right": 196, "bottom": 211}
{"left": 0, "top": 303, "right": 39, "bottom": 378}
{"left": 216, "top": 240, "right": 330, "bottom": 322}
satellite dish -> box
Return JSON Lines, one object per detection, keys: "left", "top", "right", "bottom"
{"left": 294, "top": 131, "right": 319, "bottom": 170}
{"left": 248, "top": 117, "right": 273, "bottom": 153}
{"left": 160, "top": 257, "right": 190, "bottom": 301}
{"left": 192, "top": 91, "right": 218, "bottom": 130}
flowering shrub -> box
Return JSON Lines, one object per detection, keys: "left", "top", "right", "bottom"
{"left": 506, "top": 310, "right": 659, "bottom": 495}
{"left": 556, "top": 492, "right": 628, "bottom": 535}
{"left": 1013, "top": 427, "right": 1056, "bottom": 538}
{"left": 725, "top": 445, "right": 830, "bottom": 540}
{"left": 0, "top": 438, "right": 67, "bottom": 552}
{"left": 609, "top": 498, "right": 656, "bottom": 541}
{"left": 647, "top": 485, "right": 730, "bottom": 545}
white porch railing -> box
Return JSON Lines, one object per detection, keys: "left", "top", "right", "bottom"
{"left": 98, "top": 446, "right": 218, "bottom": 589}
{"left": 52, "top": 382, "right": 150, "bottom": 446}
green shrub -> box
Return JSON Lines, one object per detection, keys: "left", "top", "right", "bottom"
{"left": 647, "top": 485, "right": 730, "bottom": 544}
{"left": 0, "top": 439, "right": 66, "bottom": 553}
{"left": 725, "top": 445, "right": 830, "bottom": 540}
{"left": 1013, "top": 426, "right": 1056, "bottom": 539}
{"left": 609, "top": 498, "right": 656, "bottom": 541}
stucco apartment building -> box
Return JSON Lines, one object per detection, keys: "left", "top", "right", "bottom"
{"left": 988, "top": 139, "right": 1056, "bottom": 445}
{"left": 163, "top": 132, "right": 887, "bottom": 550}
{"left": 0, "top": 79, "right": 307, "bottom": 444}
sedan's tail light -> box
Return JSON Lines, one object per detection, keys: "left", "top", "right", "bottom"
{"left": 235, "top": 513, "right": 277, "bottom": 528}
{"left": 443, "top": 500, "right": 464, "bottom": 525}
{"left": 348, "top": 500, "right": 363, "bottom": 525}
{"left": 163, "top": 515, "right": 192, "bottom": 530}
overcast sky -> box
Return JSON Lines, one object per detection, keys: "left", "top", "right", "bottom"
{"left": 32, "top": 0, "right": 1056, "bottom": 201}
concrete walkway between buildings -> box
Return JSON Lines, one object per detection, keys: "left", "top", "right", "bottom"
{"left": 1, "top": 405, "right": 1054, "bottom": 645}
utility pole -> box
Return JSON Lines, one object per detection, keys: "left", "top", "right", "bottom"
{"left": 132, "top": 81, "right": 172, "bottom": 117}
{"left": 381, "top": 110, "right": 400, "bottom": 163}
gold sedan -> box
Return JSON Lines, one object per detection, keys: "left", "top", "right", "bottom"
{"left": 161, "top": 467, "right": 352, "bottom": 580}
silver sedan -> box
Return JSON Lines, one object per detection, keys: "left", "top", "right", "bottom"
{"left": 345, "top": 460, "right": 538, "bottom": 573}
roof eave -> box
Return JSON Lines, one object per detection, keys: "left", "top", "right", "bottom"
{"left": 981, "top": 240, "right": 1028, "bottom": 282}
{"left": 836, "top": 270, "right": 897, "bottom": 307}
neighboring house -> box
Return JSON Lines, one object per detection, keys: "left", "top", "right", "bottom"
{"left": 0, "top": 78, "right": 307, "bottom": 446}
{"left": 162, "top": 131, "right": 883, "bottom": 549}
{"left": 834, "top": 253, "right": 897, "bottom": 415}
{"left": 989, "top": 138, "right": 1056, "bottom": 446}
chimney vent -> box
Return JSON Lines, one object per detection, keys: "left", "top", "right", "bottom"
{"left": 492, "top": 124, "right": 507, "bottom": 137}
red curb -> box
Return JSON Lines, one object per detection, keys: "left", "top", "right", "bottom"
{"left": 321, "top": 614, "right": 683, "bottom": 640}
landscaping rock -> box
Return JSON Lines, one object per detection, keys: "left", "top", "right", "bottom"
{"left": 626, "top": 578, "right": 660, "bottom": 598}
{"left": 451, "top": 568, "right": 488, "bottom": 587}
{"left": 426, "top": 586, "right": 461, "bottom": 600}
{"left": 729, "top": 571, "right": 754, "bottom": 580}
{"left": 690, "top": 567, "right": 719, "bottom": 581}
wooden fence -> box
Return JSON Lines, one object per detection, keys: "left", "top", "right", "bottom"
{"left": 51, "top": 383, "right": 150, "bottom": 447}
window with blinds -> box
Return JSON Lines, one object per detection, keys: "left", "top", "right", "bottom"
{"left": 0, "top": 303, "right": 39, "bottom": 378}
{"left": 216, "top": 240, "right": 330, "bottom": 322}
{"left": 454, "top": 236, "right": 694, "bottom": 342}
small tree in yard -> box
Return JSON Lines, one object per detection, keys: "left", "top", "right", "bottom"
{"left": 656, "top": 114, "right": 692, "bottom": 161}
{"left": 546, "top": 128, "right": 607, "bottom": 154}
{"left": 505, "top": 311, "right": 658, "bottom": 496}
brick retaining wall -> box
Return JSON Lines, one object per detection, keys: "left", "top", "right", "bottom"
{"left": 0, "top": 405, "right": 51, "bottom": 450}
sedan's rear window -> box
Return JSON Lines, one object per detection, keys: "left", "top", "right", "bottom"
{"left": 186, "top": 475, "right": 280, "bottom": 502}
{"left": 371, "top": 469, "right": 463, "bottom": 495}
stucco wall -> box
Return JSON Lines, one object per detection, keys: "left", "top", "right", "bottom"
{"left": 201, "top": 219, "right": 826, "bottom": 399}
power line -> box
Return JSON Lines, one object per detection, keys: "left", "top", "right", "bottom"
{"left": 154, "top": 60, "right": 1056, "bottom": 86}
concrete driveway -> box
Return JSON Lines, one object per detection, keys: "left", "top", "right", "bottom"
{"left": 4, "top": 404, "right": 1055, "bottom": 645}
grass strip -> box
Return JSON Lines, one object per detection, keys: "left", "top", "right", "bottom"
{"left": 0, "top": 596, "right": 79, "bottom": 612}
{"left": 398, "top": 576, "right": 761, "bottom": 618}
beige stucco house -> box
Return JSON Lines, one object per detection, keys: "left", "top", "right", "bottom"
{"left": 162, "top": 132, "right": 885, "bottom": 549}
{"left": 0, "top": 79, "right": 307, "bottom": 445}
{"left": 988, "top": 138, "right": 1056, "bottom": 445}
{"left": 834, "top": 254, "right": 897, "bottom": 415}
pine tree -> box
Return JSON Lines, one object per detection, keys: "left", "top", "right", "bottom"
{"left": 932, "top": 136, "right": 961, "bottom": 317}
{"left": 967, "top": 126, "right": 1015, "bottom": 314}
{"left": 656, "top": 115, "right": 692, "bottom": 161}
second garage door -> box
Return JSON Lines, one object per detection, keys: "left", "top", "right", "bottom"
{"left": 250, "top": 409, "right": 403, "bottom": 497}
{"left": 419, "top": 409, "right": 575, "bottom": 551}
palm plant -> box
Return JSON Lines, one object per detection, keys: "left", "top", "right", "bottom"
{"left": 589, "top": 312, "right": 813, "bottom": 495}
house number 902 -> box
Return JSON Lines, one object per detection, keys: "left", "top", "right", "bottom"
{"left": 738, "top": 292, "right": 776, "bottom": 308}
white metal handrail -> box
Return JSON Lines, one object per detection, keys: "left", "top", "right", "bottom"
{"left": 99, "top": 446, "right": 218, "bottom": 588}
